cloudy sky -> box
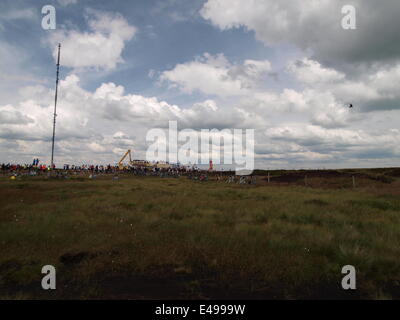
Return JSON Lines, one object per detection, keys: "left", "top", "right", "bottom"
{"left": 0, "top": 0, "right": 399, "bottom": 169}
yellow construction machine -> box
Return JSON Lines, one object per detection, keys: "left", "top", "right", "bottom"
{"left": 118, "top": 149, "right": 152, "bottom": 169}
{"left": 118, "top": 149, "right": 133, "bottom": 170}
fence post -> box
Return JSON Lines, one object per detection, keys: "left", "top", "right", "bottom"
{"left": 268, "top": 172, "right": 270, "bottom": 183}
{"left": 305, "top": 175, "right": 308, "bottom": 186}
{"left": 352, "top": 176, "right": 356, "bottom": 188}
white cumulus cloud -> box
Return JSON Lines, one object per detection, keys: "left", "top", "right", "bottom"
{"left": 48, "top": 10, "right": 137, "bottom": 70}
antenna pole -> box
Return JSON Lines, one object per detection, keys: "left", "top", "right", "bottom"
{"left": 51, "top": 43, "right": 61, "bottom": 169}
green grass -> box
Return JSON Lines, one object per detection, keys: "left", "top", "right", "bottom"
{"left": 0, "top": 174, "right": 399, "bottom": 299}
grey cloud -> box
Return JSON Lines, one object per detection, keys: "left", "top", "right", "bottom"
{"left": 362, "top": 98, "right": 400, "bottom": 112}
{"left": 201, "top": 0, "right": 400, "bottom": 73}
{"left": 0, "top": 110, "right": 34, "bottom": 125}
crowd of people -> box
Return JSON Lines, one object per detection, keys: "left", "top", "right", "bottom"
{"left": 1, "top": 162, "right": 117, "bottom": 175}
{"left": 1, "top": 162, "right": 52, "bottom": 173}
{"left": 1, "top": 160, "right": 257, "bottom": 185}
{"left": 1, "top": 161, "right": 201, "bottom": 176}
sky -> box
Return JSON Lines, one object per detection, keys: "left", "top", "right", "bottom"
{"left": 0, "top": 0, "right": 399, "bottom": 169}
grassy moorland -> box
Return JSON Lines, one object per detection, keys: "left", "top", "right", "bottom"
{"left": 0, "top": 169, "right": 400, "bottom": 299}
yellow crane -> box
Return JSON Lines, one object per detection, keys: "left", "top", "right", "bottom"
{"left": 118, "top": 149, "right": 133, "bottom": 170}
{"left": 118, "top": 149, "right": 152, "bottom": 169}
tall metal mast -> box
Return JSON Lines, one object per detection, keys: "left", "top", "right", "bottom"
{"left": 51, "top": 43, "right": 61, "bottom": 168}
